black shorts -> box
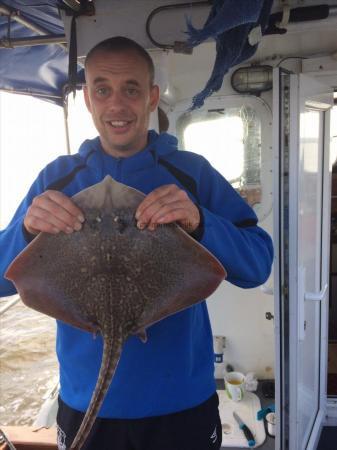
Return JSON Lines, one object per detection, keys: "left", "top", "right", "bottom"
{"left": 56, "top": 392, "right": 222, "bottom": 450}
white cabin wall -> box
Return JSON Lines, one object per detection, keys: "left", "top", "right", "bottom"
{"left": 206, "top": 271, "right": 275, "bottom": 378}
{"left": 167, "top": 43, "right": 275, "bottom": 379}
{"left": 204, "top": 218, "right": 274, "bottom": 380}
{"left": 166, "top": 42, "right": 233, "bottom": 105}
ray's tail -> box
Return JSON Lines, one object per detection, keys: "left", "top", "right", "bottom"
{"left": 69, "top": 333, "right": 124, "bottom": 450}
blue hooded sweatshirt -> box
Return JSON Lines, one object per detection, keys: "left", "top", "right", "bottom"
{"left": 0, "top": 131, "right": 273, "bottom": 418}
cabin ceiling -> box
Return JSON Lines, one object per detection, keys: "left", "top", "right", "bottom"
{"left": 62, "top": 0, "right": 211, "bottom": 58}
{"left": 66, "top": 0, "right": 337, "bottom": 100}
{"left": 1, "top": 0, "right": 337, "bottom": 105}
{"left": 63, "top": 0, "right": 337, "bottom": 59}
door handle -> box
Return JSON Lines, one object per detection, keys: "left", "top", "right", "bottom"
{"left": 298, "top": 267, "right": 328, "bottom": 341}
{"left": 304, "top": 284, "right": 328, "bottom": 302}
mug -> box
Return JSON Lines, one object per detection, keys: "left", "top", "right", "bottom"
{"left": 224, "top": 371, "right": 245, "bottom": 402}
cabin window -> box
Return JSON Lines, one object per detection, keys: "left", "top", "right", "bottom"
{"left": 0, "top": 93, "right": 67, "bottom": 228}
{"left": 173, "top": 97, "right": 272, "bottom": 221}
{"left": 178, "top": 106, "right": 260, "bottom": 188}
{"left": 67, "top": 90, "right": 97, "bottom": 153}
{"left": 0, "top": 90, "right": 99, "bottom": 229}
{"left": 183, "top": 112, "right": 245, "bottom": 185}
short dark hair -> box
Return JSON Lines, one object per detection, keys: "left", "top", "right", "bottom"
{"left": 85, "top": 36, "right": 155, "bottom": 85}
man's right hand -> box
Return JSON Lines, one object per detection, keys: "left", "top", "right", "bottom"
{"left": 23, "top": 190, "right": 85, "bottom": 236}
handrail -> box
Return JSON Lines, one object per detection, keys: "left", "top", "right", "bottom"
{"left": 0, "top": 4, "right": 67, "bottom": 50}
{"left": 0, "top": 295, "right": 21, "bottom": 316}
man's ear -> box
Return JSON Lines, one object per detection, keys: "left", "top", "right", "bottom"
{"left": 83, "top": 85, "right": 92, "bottom": 113}
{"left": 150, "top": 85, "right": 160, "bottom": 112}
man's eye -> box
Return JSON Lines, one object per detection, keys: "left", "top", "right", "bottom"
{"left": 126, "top": 87, "right": 139, "bottom": 96}
{"left": 96, "top": 87, "right": 109, "bottom": 96}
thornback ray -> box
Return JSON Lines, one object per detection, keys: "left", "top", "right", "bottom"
{"left": 5, "top": 175, "right": 226, "bottom": 450}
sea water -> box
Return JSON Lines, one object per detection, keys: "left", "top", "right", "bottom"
{"left": 0, "top": 298, "right": 58, "bottom": 426}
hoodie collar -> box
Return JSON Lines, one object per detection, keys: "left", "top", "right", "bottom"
{"left": 78, "top": 130, "right": 179, "bottom": 174}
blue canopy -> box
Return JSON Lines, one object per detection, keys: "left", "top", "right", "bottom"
{"left": 0, "top": 0, "right": 72, "bottom": 105}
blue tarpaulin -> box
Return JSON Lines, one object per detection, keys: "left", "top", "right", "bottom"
{"left": 0, "top": 0, "right": 71, "bottom": 105}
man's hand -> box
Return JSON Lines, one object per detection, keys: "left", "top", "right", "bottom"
{"left": 24, "top": 190, "right": 85, "bottom": 236}
{"left": 135, "top": 185, "right": 200, "bottom": 233}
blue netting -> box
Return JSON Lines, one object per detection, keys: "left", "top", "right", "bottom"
{"left": 186, "top": 0, "right": 274, "bottom": 109}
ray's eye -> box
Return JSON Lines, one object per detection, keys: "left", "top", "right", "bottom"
{"left": 113, "top": 216, "right": 127, "bottom": 234}
{"left": 118, "top": 220, "right": 127, "bottom": 234}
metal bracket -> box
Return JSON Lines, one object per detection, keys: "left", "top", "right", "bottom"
{"left": 276, "top": 3, "right": 291, "bottom": 30}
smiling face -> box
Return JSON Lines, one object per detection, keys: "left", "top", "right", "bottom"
{"left": 83, "top": 49, "right": 159, "bottom": 158}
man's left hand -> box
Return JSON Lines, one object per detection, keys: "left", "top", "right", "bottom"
{"left": 135, "top": 184, "right": 200, "bottom": 234}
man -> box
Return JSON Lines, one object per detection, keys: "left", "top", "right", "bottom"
{"left": 0, "top": 37, "right": 273, "bottom": 450}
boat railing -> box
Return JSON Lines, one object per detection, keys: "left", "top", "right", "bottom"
{"left": 0, "top": 296, "right": 21, "bottom": 316}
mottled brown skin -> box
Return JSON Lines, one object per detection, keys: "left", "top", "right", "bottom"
{"left": 5, "top": 176, "right": 226, "bottom": 450}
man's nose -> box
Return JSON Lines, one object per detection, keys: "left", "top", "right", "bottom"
{"left": 108, "top": 91, "right": 126, "bottom": 110}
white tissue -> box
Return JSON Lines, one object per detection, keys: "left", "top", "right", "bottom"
{"left": 244, "top": 372, "right": 258, "bottom": 392}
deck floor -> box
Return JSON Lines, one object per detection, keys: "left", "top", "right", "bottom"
{"left": 328, "top": 342, "right": 337, "bottom": 396}
{"left": 317, "top": 426, "right": 337, "bottom": 450}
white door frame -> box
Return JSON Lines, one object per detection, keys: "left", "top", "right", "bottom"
{"left": 272, "top": 67, "right": 290, "bottom": 450}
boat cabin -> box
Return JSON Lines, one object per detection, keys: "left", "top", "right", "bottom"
{"left": 0, "top": 1, "right": 337, "bottom": 449}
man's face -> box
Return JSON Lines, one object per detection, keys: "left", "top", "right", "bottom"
{"left": 84, "top": 50, "right": 159, "bottom": 158}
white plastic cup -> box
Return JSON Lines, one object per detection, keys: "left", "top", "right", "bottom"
{"left": 266, "top": 412, "right": 276, "bottom": 436}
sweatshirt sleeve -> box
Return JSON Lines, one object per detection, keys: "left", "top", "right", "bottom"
{"left": 0, "top": 172, "right": 46, "bottom": 297}
{"left": 197, "top": 159, "right": 273, "bottom": 288}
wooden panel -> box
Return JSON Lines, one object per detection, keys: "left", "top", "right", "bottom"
{"left": 1, "top": 427, "right": 57, "bottom": 449}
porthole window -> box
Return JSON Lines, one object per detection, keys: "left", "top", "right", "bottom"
{"left": 171, "top": 95, "right": 272, "bottom": 222}
{"left": 183, "top": 112, "right": 245, "bottom": 186}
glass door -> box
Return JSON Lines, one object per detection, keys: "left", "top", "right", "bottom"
{"left": 273, "top": 69, "right": 333, "bottom": 450}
